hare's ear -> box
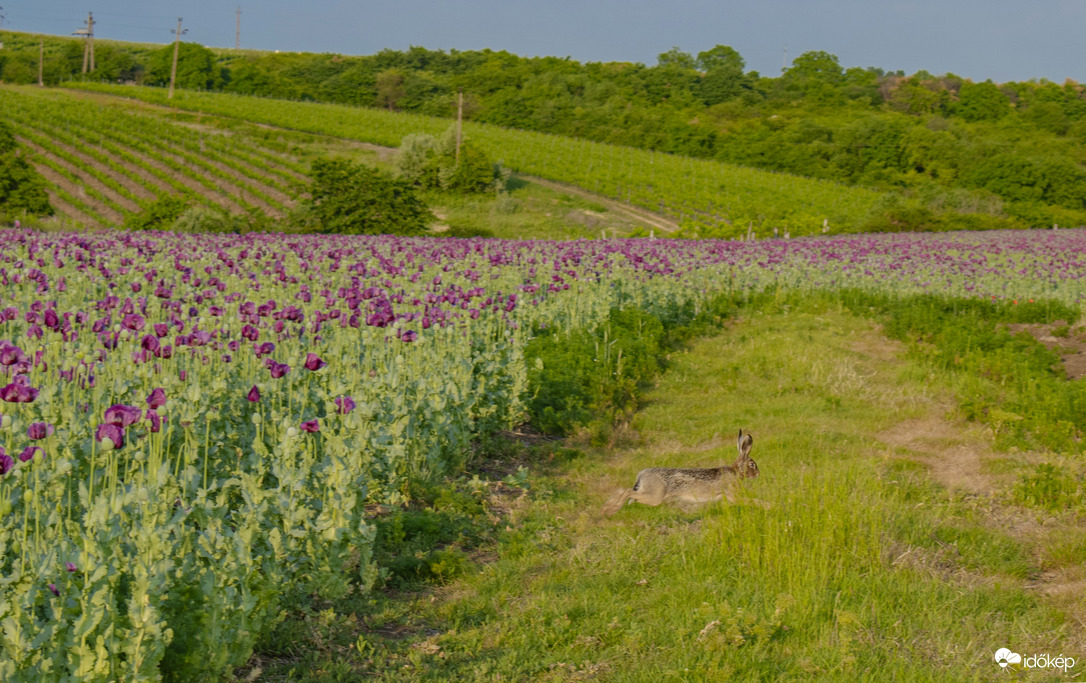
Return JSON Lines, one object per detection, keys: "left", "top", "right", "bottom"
{"left": 737, "top": 430, "right": 753, "bottom": 459}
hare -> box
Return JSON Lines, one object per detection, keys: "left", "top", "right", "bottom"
{"left": 602, "top": 430, "right": 765, "bottom": 516}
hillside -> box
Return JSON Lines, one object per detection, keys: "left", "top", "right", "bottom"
{"left": 3, "top": 30, "right": 1086, "bottom": 231}
{"left": 0, "top": 86, "right": 309, "bottom": 228}
{"left": 4, "top": 83, "right": 890, "bottom": 236}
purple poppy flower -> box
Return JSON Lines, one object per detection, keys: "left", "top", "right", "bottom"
{"left": 401, "top": 330, "right": 418, "bottom": 343}
{"left": 140, "top": 335, "right": 160, "bottom": 353}
{"left": 95, "top": 423, "right": 125, "bottom": 449}
{"left": 153, "top": 323, "right": 169, "bottom": 338}
{"left": 27, "top": 422, "right": 54, "bottom": 440}
{"left": 145, "top": 409, "right": 161, "bottom": 433}
{"left": 48, "top": 583, "right": 59, "bottom": 597}
{"left": 247, "top": 385, "right": 260, "bottom": 402}
{"left": 122, "top": 313, "right": 145, "bottom": 331}
{"left": 0, "top": 450, "right": 13, "bottom": 476}
{"left": 269, "top": 363, "right": 290, "bottom": 379}
{"left": 335, "top": 395, "right": 356, "bottom": 415}
{"left": 0, "top": 383, "right": 38, "bottom": 403}
{"left": 104, "top": 404, "right": 142, "bottom": 428}
{"left": 146, "top": 387, "right": 166, "bottom": 409}
{"left": 0, "top": 343, "right": 24, "bottom": 366}
{"left": 66, "top": 562, "right": 77, "bottom": 573}
{"left": 19, "top": 446, "right": 42, "bottom": 462}
{"left": 241, "top": 324, "right": 259, "bottom": 342}
{"left": 304, "top": 353, "right": 327, "bottom": 371}
{"left": 300, "top": 419, "right": 319, "bottom": 433}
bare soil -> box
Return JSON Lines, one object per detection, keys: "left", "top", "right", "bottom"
{"left": 1006, "top": 322, "right": 1086, "bottom": 380}
{"left": 864, "top": 330, "right": 1086, "bottom": 633}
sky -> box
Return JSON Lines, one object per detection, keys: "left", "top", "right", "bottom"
{"left": 6, "top": 1, "right": 1084, "bottom": 84}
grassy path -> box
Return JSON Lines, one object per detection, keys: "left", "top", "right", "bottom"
{"left": 259, "top": 305, "right": 1085, "bottom": 681}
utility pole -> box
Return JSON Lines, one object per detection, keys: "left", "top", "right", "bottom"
{"left": 38, "top": 38, "right": 44, "bottom": 86}
{"left": 781, "top": 46, "right": 788, "bottom": 74}
{"left": 455, "top": 88, "right": 463, "bottom": 165}
{"left": 235, "top": 6, "right": 241, "bottom": 50}
{"left": 89, "top": 12, "right": 95, "bottom": 72}
{"left": 74, "top": 12, "right": 95, "bottom": 74}
{"left": 168, "top": 17, "right": 187, "bottom": 99}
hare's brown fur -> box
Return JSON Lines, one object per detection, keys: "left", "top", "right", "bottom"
{"left": 602, "top": 430, "right": 761, "bottom": 516}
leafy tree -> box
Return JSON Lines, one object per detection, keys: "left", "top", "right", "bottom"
{"left": 303, "top": 158, "right": 432, "bottom": 235}
{"left": 0, "top": 122, "right": 52, "bottom": 217}
{"left": 1023, "top": 102, "right": 1069, "bottom": 135}
{"left": 656, "top": 47, "right": 696, "bottom": 70}
{"left": 786, "top": 51, "right": 844, "bottom": 85}
{"left": 375, "top": 68, "right": 406, "bottom": 110}
{"left": 394, "top": 127, "right": 497, "bottom": 193}
{"left": 955, "top": 80, "right": 1010, "bottom": 122}
{"left": 146, "top": 43, "right": 224, "bottom": 90}
{"left": 696, "top": 45, "right": 744, "bottom": 73}
{"left": 888, "top": 77, "right": 948, "bottom": 116}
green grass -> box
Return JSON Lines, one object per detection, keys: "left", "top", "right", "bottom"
{"left": 248, "top": 301, "right": 1084, "bottom": 681}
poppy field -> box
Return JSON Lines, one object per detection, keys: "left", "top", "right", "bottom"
{"left": 3, "top": 226, "right": 1086, "bottom": 680}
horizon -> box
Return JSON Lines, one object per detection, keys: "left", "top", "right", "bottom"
{"left": 5, "top": 1, "right": 1085, "bottom": 85}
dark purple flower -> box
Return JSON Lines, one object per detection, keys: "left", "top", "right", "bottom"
{"left": 153, "top": 323, "right": 169, "bottom": 338}
{"left": 18, "top": 446, "right": 42, "bottom": 462}
{"left": 401, "top": 330, "right": 418, "bottom": 343}
{"left": 300, "top": 419, "right": 319, "bottom": 433}
{"left": 0, "top": 383, "right": 38, "bottom": 403}
{"left": 247, "top": 385, "right": 260, "bottom": 402}
{"left": 140, "top": 335, "right": 160, "bottom": 353}
{"left": 269, "top": 363, "right": 290, "bottom": 379}
{"left": 335, "top": 395, "right": 356, "bottom": 414}
{"left": 95, "top": 423, "right": 125, "bottom": 449}
{"left": 48, "top": 583, "right": 59, "bottom": 597}
{"left": 27, "top": 422, "right": 54, "bottom": 440}
{"left": 66, "top": 562, "right": 77, "bottom": 572}
{"left": 304, "top": 353, "right": 327, "bottom": 371}
{"left": 104, "top": 404, "right": 142, "bottom": 428}
{"left": 146, "top": 388, "right": 166, "bottom": 409}
{"left": 0, "top": 450, "right": 13, "bottom": 476}
{"left": 0, "top": 343, "right": 24, "bottom": 366}
{"left": 122, "top": 313, "right": 145, "bottom": 331}
{"left": 145, "top": 409, "right": 161, "bottom": 433}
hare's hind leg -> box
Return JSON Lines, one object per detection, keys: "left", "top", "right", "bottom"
{"left": 602, "top": 489, "right": 633, "bottom": 517}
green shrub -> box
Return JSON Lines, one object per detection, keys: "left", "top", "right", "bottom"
{"left": 443, "top": 221, "right": 494, "bottom": 238}
{"left": 302, "top": 157, "right": 433, "bottom": 235}
{"left": 0, "top": 121, "right": 53, "bottom": 217}
{"left": 125, "top": 195, "right": 189, "bottom": 231}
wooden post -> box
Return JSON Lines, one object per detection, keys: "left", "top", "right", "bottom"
{"left": 81, "top": 13, "right": 90, "bottom": 74}
{"left": 38, "top": 38, "right": 44, "bottom": 86}
{"left": 455, "top": 88, "right": 463, "bottom": 165}
{"left": 168, "top": 18, "right": 184, "bottom": 99}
